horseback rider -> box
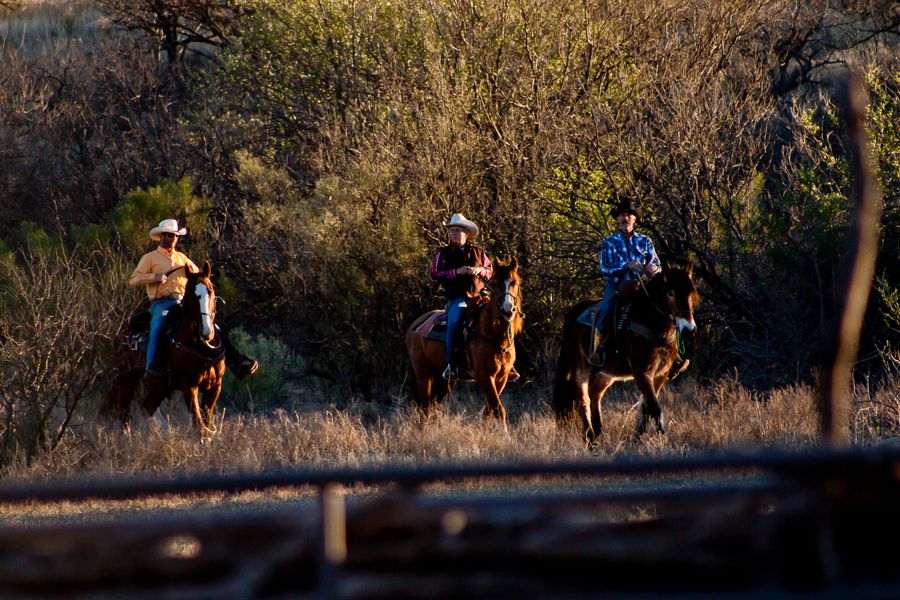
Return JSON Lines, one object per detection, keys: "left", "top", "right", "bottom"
{"left": 429, "top": 213, "right": 493, "bottom": 381}
{"left": 129, "top": 219, "right": 258, "bottom": 384}
{"left": 588, "top": 199, "right": 661, "bottom": 367}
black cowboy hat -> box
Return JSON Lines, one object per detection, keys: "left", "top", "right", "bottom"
{"left": 610, "top": 199, "right": 642, "bottom": 221}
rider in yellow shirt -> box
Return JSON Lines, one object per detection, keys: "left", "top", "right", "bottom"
{"left": 130, "top": 219, "right": 258, "bottom": 383}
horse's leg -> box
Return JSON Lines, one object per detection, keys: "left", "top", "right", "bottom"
{"left": 419, "top": 369, "right": 441, "bottom": 414}
{"left": 141, "top": 380, "right": 166, "bottom": 417}
{"left": 651, "top": 371, "right": 669, "bottom": 434}
{"left": 478, "top": 375, "right": 506, "bottom": 424}
{"left": 633, "top": 370, "right": 664, "bottom": 437}
{"left": 185, "top": 386, "right": 214, "bottom": 438}
{"left": 433, "top": 374, "right": 451, "bottom": 407}
{"left": 586, "top": 374, "right": 614, "bottom": 446}
{"left": 573, "top": 366, "right": 593, "bottom": 443}
{"left": 200, "top": 381, "right": 223, "bottom": 434}
{"left": 100, "top": 371, "right": 137, "bottom": 426}
{"left": 495, "top": 372, "right": 509, "bottom": 396}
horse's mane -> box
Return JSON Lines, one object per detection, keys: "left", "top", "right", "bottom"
{"left": 626, "top": 264, "right": 698, "bottom": 329}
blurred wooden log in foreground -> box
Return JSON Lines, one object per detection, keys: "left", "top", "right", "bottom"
{"left": 1, "top": 449, "right": 899, "bottom": 599}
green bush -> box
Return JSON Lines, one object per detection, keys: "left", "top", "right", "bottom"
{"left": 220, "top": 328, "right": 306, "bottom": 412}
{"left": 110, "top": 177, "right": 212, "bottom": 255}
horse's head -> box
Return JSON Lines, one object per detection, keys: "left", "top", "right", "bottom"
{"left": 662, "top": 262, "right": 698, "bottom": 334}
{"left": 490, "top": 256, "right": 522, "bottom": 323}
{"left": 183, "top": 261, "right": 217, "bottom": 347}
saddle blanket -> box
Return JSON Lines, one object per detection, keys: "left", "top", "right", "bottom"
{"left": 415, "top": 311, "right": 449, "bottom": 343}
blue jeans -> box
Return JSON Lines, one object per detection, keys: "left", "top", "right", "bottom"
{"left": 147, "top": 298, "right": 178, "bottom": 371}
{"left": 445, "top": 297, "right": 469, "bottom": 365}
{"left": 595, "top": 282, "right": 619, "bottom": 337}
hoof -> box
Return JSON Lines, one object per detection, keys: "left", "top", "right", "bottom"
{"left": 655, "top": 415, "right": 667, "bottom": 434}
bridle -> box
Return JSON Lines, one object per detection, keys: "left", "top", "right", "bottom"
{"left": 493, "top": 274, "right": 523, "bottom": 322}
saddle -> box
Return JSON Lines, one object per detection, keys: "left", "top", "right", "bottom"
{"left": 124, "top": 306, "right": 183, "bottom": 354}
{"left": 418, "top": 295, "right": 489, "bottom": 343}
{"left": 415, "top": 299, "right": 490, "bottom": 383}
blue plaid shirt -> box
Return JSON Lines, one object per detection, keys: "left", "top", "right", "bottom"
{"left": 599, "top": 231, "right": 660, "bottom": 284}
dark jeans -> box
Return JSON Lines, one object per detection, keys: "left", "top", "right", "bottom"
{"left": 147, "top": 298, "right": 178, "bottom": 370}
{"left": 594, "top": 282, "right": 619, "bottom": 337}
{"left": 445, "top": 297, "right": 469, "bottom": 365}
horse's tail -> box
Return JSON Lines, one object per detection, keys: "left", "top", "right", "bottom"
{"left": 552, "top": 299, "right": 594, "bottom": 422}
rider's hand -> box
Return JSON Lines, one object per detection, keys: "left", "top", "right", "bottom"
{"left": 646, "top": 263, "right": 659, "bottom": 275}
{"left": 154, "top": 273, "right": 167, "bottom": 283}
{"left": 627, "top": 261, "right": 643, "bottom": 272}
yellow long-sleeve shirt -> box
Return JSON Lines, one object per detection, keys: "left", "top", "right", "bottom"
{"left": 129, "top": 247, "right": 199, "bottom": 302}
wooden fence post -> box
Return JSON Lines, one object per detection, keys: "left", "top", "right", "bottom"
{"left": 818, "top": 72, "right": 883, "bottom": 445}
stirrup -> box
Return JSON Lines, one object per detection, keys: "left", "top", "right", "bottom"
{"left": 587, "top": 349, "right": 605, "bottom": 368}
{"left": 442, "top": 364, "right": 458, "bottom": 381}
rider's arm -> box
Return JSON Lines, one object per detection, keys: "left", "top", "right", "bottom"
{"left": 645, "top": 239, "right": 661, "bottom": 272}
{"left": 599, "top": 236, "right": 628, "bottom": 280}
{"left": 478, "top": 250, "right": 493, "bottom": 281}
{"left": 429, "top": 249, "right": 456, "bottom": 283}
{"left": 128, "top": 253, "right": 156, "bottom": 287}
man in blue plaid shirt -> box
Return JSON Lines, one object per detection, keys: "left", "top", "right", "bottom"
{"left": 589, "top": 199, "right": 661, "bottom": 366}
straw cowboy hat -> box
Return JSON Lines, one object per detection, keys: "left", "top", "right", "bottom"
{"left": 149, "top": 219, "right": 188, "bottom": 241}
{"left": 610, "top": 199, "right": 642, "bottom": 221}
{"left": 442, "top": 213, "right": 479, "bottom": 237}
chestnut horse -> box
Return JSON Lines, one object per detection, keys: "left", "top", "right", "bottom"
{"left": 99, "top": 261, "right": 225, "bottom": 437}
{"left": 552, "top": 263, "right": 698, "bottom": 443}
{"left": 406, "top": 257, "right": 523, "bottom": 423}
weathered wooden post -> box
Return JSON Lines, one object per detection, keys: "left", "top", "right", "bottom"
{"left": 818, "top": 72, "right": 883, "bottom": 445}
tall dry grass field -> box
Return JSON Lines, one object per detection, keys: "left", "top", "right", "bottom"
{"left": 6, "top": 374, "right": 897, "bottom": 482}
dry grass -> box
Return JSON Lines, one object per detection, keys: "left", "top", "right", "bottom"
{"left": 0, "top": 374, "right": 896, "bottom": 524}
{"left": 6, "top": 374, "right": 896, "bottom": 482}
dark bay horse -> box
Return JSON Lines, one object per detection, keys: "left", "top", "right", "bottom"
{"left": 553, "top": 263, "right": 698, "bottom": 443}
{"left": 100, "top": 261, "right": 225, "bottom": 437}
{"left": 406, "top": 257, "right": 524, "bottom": 424}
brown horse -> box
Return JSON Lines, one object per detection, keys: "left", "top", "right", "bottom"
{"left": 406, "top": 257, "right": 524, "bottom": 423}
{"left": 552, "top": 263, "right": 698, "bottom": 443}
{"left": 99, "top": 261, "right": 225, "bottom": 437}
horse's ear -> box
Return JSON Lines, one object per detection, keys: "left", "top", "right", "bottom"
{"left": 202, "top": 260, "right": 211, "bottom": 278}
{"left": 508, "top": 256, "right": 517, "bottom": 271}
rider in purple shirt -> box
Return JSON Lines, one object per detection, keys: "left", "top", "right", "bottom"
{"left": 429, "top": 214, "right": 493, "bottom": 381}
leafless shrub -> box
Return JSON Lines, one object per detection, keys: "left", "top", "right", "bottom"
{"left": 0, "top": 246, "right": 131, "bottom": 464}
{"left": 0, "top": 5, "right": 199, "bottom": 231}
{"left": 93, "top": 0, "right": 244, "bottom": 65}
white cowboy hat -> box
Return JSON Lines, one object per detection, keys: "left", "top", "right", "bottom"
{"left": 149, "top": 219, "right": 187, "bottom": 241}
{"left": 442, "top": 213, "right": 479, "bottom": 237}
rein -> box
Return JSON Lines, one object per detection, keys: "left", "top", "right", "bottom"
{"left": 623, "top": 272, "right": 677, "bottom": 348}
{"left": 151, "top": 265, "right": 189, "bottom": 301}
{"left": 171, "top": 334, "right": 225, "bottom": 367}
{"left": 635, "top": 272, "right": 676, "bottom": 325}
